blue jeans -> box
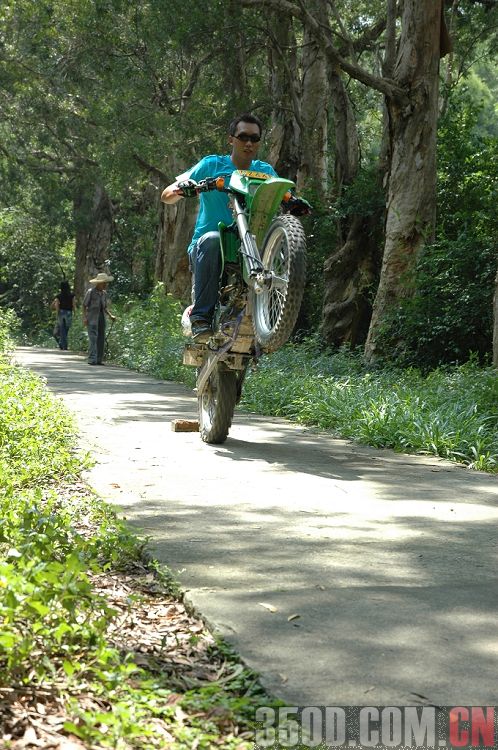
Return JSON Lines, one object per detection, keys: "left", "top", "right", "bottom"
{"left": 88, "top": 312, "right": 106, "bottom": 364}
{"left": 190, "top": 231, "right": 222, "bottom": 323}
{"left": 58, "top": 310, "right": 72, "bottom": 350}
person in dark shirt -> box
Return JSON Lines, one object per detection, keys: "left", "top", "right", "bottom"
{"left": 51, "top": 280, "right": 75, "bottom": 350}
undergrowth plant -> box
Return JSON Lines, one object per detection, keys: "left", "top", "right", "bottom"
{"left": 241, "top": 342, "right": 498, "bottom": 473}
{"left": 0, "top": 307, "right": 272, "bottom": 748}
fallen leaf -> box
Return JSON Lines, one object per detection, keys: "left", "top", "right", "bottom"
{"left": 287, "top": 613, "right": 300, "bottom": 621}
{"left": 22, "top": 726, "right": 40, "bottom": 745}
{"left": 258, "top": 602, "right": 277, "bottom": 613}
{"left": 58, "top": 740, "right": 87, "bottom": 750}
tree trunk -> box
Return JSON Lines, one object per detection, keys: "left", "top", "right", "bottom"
{"left": 321, "top": 214, "right": 382, "bottom": 346}
{"left": 155, "top": 197, "right": 197, "bottom": 302}
{"left": 321, "top": 71, "right": 380, "bottom": 347}
{"left": 493, "top": 266, "right": 498, "bottom": 368}
{"left": 73, "top": 182, "right": 113, "bottom": 300}
{"left": 266, "top": 14, "right": 301, "bottom": 181}
{"left": 329, "top": 71, "right": 359, "bottom": 201}
{"left": 364, "top": 0, "right": 443, "bottom": 363}
{"left": 296, "top": 0, "right": 329, "bottom": 195}
{"left": 224, "top": 0, "right": 250, "bottom": 113}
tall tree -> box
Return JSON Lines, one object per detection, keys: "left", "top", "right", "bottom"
{"left": 243, "top": 0, "right": 450, "bottom": 361}
{"left": 364, "top": 0, "right": 448, "bottom": 361}
{"left": 73, "top": 181, "right": 113, "bottom": 299}
{"left": 266, "top": 14, "right": 301, "bottom": 180}
{"left": 296, "top": 0, "right": 329, "bottom": 194}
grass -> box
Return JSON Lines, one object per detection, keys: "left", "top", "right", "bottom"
{"left": 241, "top": 341, "right": 498, "bottom": 473}
{"left": 0, "top": 311, "right": 278, "bottom": 749}
{"left": 63, "top": 285, "right": 497, "bottom": 474}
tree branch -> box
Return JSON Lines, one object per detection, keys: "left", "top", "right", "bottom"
{"left": 241, "top": 0, "right": 407, "bottom": 100}
{"left": 132, "top": 154, "right": 168, "bottom": 182}
{"left": 383, "top": 0, "right": 397, "bottom": 77}
{"left": 327, "top": 0, "right": 356, "bottom": 60}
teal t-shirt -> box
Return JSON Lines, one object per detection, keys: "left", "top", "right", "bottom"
{"left": 177, "top": 154, "right": 278, "bottom": 255}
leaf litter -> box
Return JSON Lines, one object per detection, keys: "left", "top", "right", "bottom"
{"left": 0, "top": 481, "right": 264, "bottom": 749}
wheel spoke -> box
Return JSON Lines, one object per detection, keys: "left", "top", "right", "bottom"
{"left": 253, "top": 215, "right": 306, "bottom": 353}
{"left": 271, "top": 274, "right": 288, "bottom": 290}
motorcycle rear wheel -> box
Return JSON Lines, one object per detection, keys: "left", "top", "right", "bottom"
{"left": 252, "top": 214, "right": 306, "bottom": 353}
{"left": 198, "top": 364, "right": 237, "bottom": 444}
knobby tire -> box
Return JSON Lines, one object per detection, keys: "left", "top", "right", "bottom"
{"left": 252, "top": 214, "right": 306, "bottom": 353}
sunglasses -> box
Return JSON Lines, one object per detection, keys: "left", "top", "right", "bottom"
{"left": 233, "top": 132, "right": 261, "bottom": 143}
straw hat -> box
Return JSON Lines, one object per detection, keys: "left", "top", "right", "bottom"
{"left": 90, "top": 272, "right": 114, "bottom": 283}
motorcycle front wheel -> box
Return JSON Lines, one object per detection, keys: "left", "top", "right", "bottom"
{"left": 252, "top": 214, "right": 306, "bottom": 353}
{"left": 198, "top": 364, "right": 237, "bottom": 444}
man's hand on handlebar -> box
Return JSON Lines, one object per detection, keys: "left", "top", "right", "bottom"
{"left": 176, "top": 179, "right": 199, "bottom": 198}
{"left": 283, "top": 194, "right": 312, "bottom": 217}
{"left": 176, "top": 177, "right": 223, "bottom": 197}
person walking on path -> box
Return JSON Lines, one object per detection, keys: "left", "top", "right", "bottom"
{"left": 51, "top": 280, "right": 75, "bottom": 350}
{"left": 83, "top": 272, "right": 116, "bottom": 365}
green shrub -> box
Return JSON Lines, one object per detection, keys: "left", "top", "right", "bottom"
{"left": 0, "top": 307, "right": 19, "bottom": 354}
{"left": 390, "top": 92, "right": 498, "bottom": 366}
{"left": 102, "top": 283, "right": 195, "bottom": 387}
{"left": 0, "top": 363, "right": 80, "bottom": 487}
{"left": 241, "top": 344, "right": 498, "bottom": 472}
{"left": 0, "top": 207, "right": 74, "bottom": 336}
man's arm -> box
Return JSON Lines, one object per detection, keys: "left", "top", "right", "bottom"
{"left": 161, "top": 182, "right": 183, "bottom": 205}
{"left": 82, "top": 289, "right": 90, "bottom": 326}
{"left": 161, "top": 179, "right": 200, "bottom": 204}
{"left": 161, "top": 157, "right": 209, "bottom": 204}
{"left": 105, "top": 303, "right": 116, "bottom": 322}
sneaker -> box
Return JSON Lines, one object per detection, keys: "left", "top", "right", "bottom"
{"left": 191, "top": 319, "right": 212, "bottom": 341}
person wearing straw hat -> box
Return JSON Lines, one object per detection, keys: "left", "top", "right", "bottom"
{"left": 83, "top": 272, "right": 116, "bottom": 365}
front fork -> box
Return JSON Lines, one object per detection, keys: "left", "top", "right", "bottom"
{"left": 233, "top": 197, "right": 268, "bottom": 295}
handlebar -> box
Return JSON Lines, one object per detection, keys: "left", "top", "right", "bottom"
{"left": 175, "top": 176, "right": 230, "bottom": 197}
{"left": 197, "top": 176, "right": 228, "bottom": 193}
{"left": 175, "top": 176, "right": 312, "bottom": 215}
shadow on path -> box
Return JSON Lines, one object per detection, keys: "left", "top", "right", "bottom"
{"left": 15, "top": 346, "right": 498, "bottom": 706}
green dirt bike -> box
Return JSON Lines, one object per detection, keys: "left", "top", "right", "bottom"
{"left": 181, "top": 170, "right": 309, "bottom": 444}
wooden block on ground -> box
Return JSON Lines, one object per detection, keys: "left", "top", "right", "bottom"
{"left": 171, "top": 419, "right": 199, "bottom": 432}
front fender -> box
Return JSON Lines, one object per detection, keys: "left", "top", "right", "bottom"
{"left": 248, "top": 178, "right": 295, "bottom": 247}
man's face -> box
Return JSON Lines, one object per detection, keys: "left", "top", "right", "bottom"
{"left": 229, "top": 121, "right": 261, "bottom": 162}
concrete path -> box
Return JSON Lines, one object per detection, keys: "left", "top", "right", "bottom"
{"left": 15, "top": 346, "right": 498, "bottom": 706}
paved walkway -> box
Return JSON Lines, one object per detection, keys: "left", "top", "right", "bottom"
{"left": 15, "top": 346, "right": 498, "bottom": 706}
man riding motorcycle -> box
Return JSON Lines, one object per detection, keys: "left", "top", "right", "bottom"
{"left": 161, "top": 112, "right": 310, "bottom": 341}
